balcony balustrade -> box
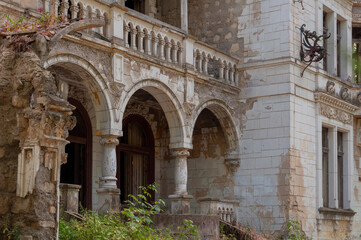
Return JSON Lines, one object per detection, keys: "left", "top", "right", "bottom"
{"left": 41, "top": 0, "right": 240, "bottom": 86}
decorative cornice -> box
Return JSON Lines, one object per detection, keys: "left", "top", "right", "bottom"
{"left": 315, "top": 92, "right": 359, "bottom": 114}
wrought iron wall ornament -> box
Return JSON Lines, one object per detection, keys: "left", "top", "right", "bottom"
{"left": 294, "top": 0, "right": 304, "bottom": 10}
{"left": 299, "top": 24, "right": 331, "bottom": 77}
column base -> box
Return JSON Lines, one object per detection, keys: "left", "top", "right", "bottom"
{"left": 168, "top": 194, "right": 193, "bottom": 214}
{"left": 96, "top": 188, "right": 120, "bottom": 214}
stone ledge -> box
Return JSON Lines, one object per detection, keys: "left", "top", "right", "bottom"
{"left": 318, "top": 207, "right": 356, "bottom": 216}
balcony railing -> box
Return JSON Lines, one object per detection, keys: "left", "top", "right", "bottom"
{"left": 42, "top": 0, "right": 240, "bottom": 86}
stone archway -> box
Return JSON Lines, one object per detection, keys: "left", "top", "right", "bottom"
{"left": 44, "top": 54, "right": 116, "bottom": 135}
{"left": 120, "top": 79, "right": 190, "bottom": 149}
{"left": 192, "top": 99, "right": 240, "bottom": 155}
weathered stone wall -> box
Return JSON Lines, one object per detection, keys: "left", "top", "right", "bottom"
{"left": 188, "top": 0, "right": 246, "bottom": 58}
{"left": 0, "top": 46, "right": 73, "bottom": 239}
{"left": 159, "top": 0, "right": 181, "bottom": 28}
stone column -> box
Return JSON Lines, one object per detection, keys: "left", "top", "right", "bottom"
{"left": 180, "top": 0, "right": 188, "bottom": 32}
{"left": 97, "top": 135, "right": 120, "bottom": 213}
{"left": 168, "top": 148, "right": 192, "bottom": 214}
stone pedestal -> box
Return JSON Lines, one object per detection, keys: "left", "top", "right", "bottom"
{"left": 169, "top": 194, "right": 193, "bottom": 214}
{"left": 59, "top": 183, "right": 81, "bottom": 216}
{"left": 96, "top": 188, "right": 120, "bottom": 214}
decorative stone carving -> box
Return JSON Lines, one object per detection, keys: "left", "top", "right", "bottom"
{"left": 340, "top": 86, "right": 349, "bottom": 100}
{"left": 315, "top": 92, "right": 358, "bottom": 125}
{"left": 183, "top": 102, "right": 195, "bottom": 117}
{"left": 224, "top": 158, "right": 240, "bottom": 173}
{"left": 17, "top": 95, "right": 76, "bottom": 197}
{"left": 17, "top": 146, "right": 40, "bottom": 197}
{"left": 326, "top": 81, "right": 335, "bottom": 95}
{"left": 319, "top": 104, "right": 353, "bottom": 125}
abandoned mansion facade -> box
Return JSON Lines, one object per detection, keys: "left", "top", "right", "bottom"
{"left": 2, "top": 0, "right": 361, "bottom": 239}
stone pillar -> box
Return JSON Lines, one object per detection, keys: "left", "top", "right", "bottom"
{"left": 59, "top": 184, "right": 81, "bottom": 216}
{"left": 180, "top": 0, "right": 188, "bottom": 32}
{"left": 97, "top": 135, "right": 120, "bottom": 213}
{"left": 168, "top": 149, "right": 192, "bottom": 214}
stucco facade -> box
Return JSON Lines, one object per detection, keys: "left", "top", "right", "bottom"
{"left": 0, "top": 0, "right": 361, "bottom": 239}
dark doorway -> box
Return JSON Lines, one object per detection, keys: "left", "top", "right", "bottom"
{"left": 125, "top": 0, "right": 146, "bottom": 14}
{"left": 117, "top": 115, "right": 155, "bottom": 203}
{"left": 61, "top": 98, "right": 93, "bottom": 209}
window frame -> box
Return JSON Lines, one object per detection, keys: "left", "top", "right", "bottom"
{"left": 318, "top": 119, "right": 353, "bottom": 211}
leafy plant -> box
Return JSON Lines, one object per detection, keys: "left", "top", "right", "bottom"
{"left": 3, "top": 14, "right": 25, "bottom": 32}
{"left": 0, "top": 215, "right": 22, "bottom": 240}
{"left": 59, "top": 184, "right": 200, "bottom": 240}
{"left": 286, "top": 220, "right": 309, "bottom": 240}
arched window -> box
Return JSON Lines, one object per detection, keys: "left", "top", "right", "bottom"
{"left": 117, "top": 115, "right": 155, "bottom": 202}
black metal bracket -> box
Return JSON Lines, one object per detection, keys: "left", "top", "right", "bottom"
{"left": 299, "top": 24, "right": 330, "bottom": 77}
{"left": 294, "top": 0, "right": 304, "bottom": 10}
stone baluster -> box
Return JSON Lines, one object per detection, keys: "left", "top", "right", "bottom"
{"left": 234, "top": 70, "right": 239, "bottom": 87}
{"left": 165, "top": 42, "right": 171, "bottom": 62}
{"left": 43, "top": 0, "right": 50, "bottom": 13}
{"left": 89, "top": 10, "right": 96, "bottom": 19}
{"left": 152, "top": 36, "right": 159, "bottom": 57}
{"left": 178, "top": 47, "right": 183, "bottom": 66}
{"left": 137, "top": 31, "right": 145, "bottom": 53}
{"left": 168, "top": 149, "right": 192, "bottom": 214}
{"left": 61, "top": 0, "right": 69, "bottom": 21}
{"left": 98, "top": 15, "right": 104, "bottom": 35}
{"left": 202, "top": 56, "right": 208, "bottom": 75}
{"left": 124, "top": 25, "right": 130, "bottom": 47}
{"left": 172, "top": 44, "right": 179, "bottom": 64}
{"left": 54, "top": 0, "right": 60, "bottom": 17}
{"left": 218, "top": 62, "right": 224, "bottom": 80}
{"left": 159, "top": 39, "right": 165, "bottom": 60}
{"left": 224, "top": 65, "right": 229, "bottom": 82}
{"left": 144, "top": 33, "right": 151, "bottom": 55}
{"left": 103, "top": 16, "right": 110, "bottom": 38}
{"left": 197, "top": 54, "right": 202, "bottom": 72}
{"left": 79, "top": 6, "right": 87, "bottom": 20}
{"left": 193, "top": 51, "right": 197, "bottom": 70}
{"left": 229, "top": 67, "right": 235, "bottom": 85}
{"left": 70, "top": 5, "right": 79, "bottom": 20}
{"left": 130, "top": 28, "right": 137, "bottom": 50}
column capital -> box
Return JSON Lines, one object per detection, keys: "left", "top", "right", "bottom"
{"left": 100, "top": 135, "right": 119, "bottom": 146}
{"left": 172, "top": 148, "right": 190, "bottom": 158}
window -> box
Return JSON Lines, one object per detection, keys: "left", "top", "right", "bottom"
{"left": 322, "top": 127, "right": 329, "bottom": 207}
{"left": 321, "top": 127, "right": 350, "bottom": 209}
{"left": 337, "top": 20, "right": 341, "bottom": 77}
{"left": 322, "top": 7, "right": 350, "bottom": 79}
{"left": 323, "top": 12, "right": 328, "bottom": 71}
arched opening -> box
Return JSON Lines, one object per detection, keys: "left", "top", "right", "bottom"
{"left": 189, "top": 108, "right": 232, "bottom": 213}
{"left": 60, "top": 98, "right": 93, "bottom": 209}
{"left": 117, "top": 114, "right": 155, "bottom": 203}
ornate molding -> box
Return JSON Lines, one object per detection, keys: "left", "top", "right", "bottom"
{"left": 319, "top": 104, "right": 353, "bottom": 125}
{"left": 100, "top": 135, "right": 119, "bottom": 146}
{"left": 315, "top": 92, "right": 359, "bottom": 114}
{"left": 172, "top": 149, "right": 190, "bottom": 158}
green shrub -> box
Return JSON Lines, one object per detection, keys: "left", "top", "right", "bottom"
{"left": 59, "top": 184, "right": 199, "bottom": 240}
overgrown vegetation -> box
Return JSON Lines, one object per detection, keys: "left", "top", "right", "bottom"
{"left": 0, "top": 215, "right": 22, "bottom": 240}
{"left": 59, "top": 184, "right": 200, "bottom": 240}
{"left": 283, "top": 220, "right": 310, "bottom": 240}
